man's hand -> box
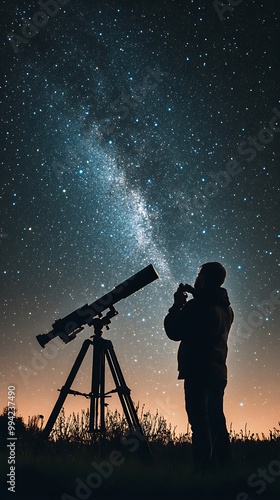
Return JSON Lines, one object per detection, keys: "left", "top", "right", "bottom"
{"left": 173, "top": 283, "right": 188, "bottom": 307}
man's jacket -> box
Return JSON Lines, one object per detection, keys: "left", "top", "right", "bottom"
{"left": 164, "top": 287, "right": 234, "bottom": 380}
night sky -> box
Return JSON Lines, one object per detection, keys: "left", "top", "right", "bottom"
{"left": 1, "top": 0, "right": 280, "bottom": 437}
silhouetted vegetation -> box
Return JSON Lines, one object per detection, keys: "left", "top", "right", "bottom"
{"left": 0, "top": 406, "right": 280, "bottom": 500}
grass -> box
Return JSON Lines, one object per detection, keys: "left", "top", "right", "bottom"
{"left": 0, "top": 407, "right": 280, "bottom": 500}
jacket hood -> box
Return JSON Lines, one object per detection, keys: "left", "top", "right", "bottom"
{"left": 195, "top": 287, "right": 231, "bottom": 308}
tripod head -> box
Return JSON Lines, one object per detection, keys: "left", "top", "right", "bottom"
{"left": 88, "top": 306, "right": 118, "bottom": 337}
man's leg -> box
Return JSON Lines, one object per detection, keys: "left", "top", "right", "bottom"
{"left": 184, "top": 379, "right": 212, "bottom": 472}
{"left": 208, "top": 379, "right": 231, "bottom": 466}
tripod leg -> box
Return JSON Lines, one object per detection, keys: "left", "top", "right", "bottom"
{"left": 41, "top": 339, "right": 92, "bottom": 440}
{"left": 104, "top": 340, "right": 153, "bottom": 461}
{"left": 89, "top": 340, "right": 106, "bottom": 433}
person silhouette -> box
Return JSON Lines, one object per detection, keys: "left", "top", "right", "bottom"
{"left": 164, "top": 262, "right": 234, "bottom": 472}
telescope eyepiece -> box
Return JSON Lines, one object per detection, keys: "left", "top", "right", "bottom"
{"left": 36, "top": 334, "right": 50, "bottom": 349}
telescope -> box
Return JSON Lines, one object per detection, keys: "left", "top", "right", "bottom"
{"left": 38, "top": 264, "right": 159, "bottom": 454}
{"left": 36, "top": 264, "right": 159, "bottom": 348}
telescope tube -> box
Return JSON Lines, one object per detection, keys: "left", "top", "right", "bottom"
{"left": 36, "top": 264, "right": 159, "bottom": 348}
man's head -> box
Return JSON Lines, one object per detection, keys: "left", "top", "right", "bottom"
{"left": 194, "top": 262, "right": 226, "bottom": 290}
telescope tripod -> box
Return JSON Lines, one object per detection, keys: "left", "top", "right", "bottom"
{"left": 41, "top": 308, "right": 152, "bottom": 460}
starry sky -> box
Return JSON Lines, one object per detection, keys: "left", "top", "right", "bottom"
{"left": 0, "top": 0, "right": 280, "bottom": 437}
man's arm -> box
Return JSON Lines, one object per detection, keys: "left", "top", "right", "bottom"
{"left": 164, "top": 307, "right": 185, "bottom": 341}
{"left": 164, "top": 299, "right": 196, "bottom": 341}
{"left": 164, "top": 284, "right": 189, "bottom": 340}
